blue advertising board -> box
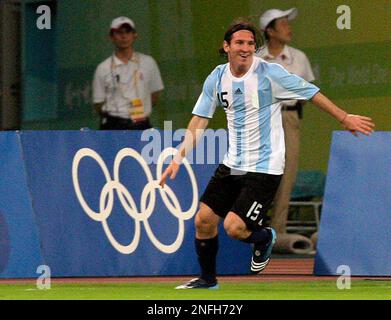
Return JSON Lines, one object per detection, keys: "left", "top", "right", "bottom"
{"left": 0, "top": 130, "right": 251, "bottom": 278}
{"left": 315, "top": 131, "right": 391, "bottom": 276}
{"left": 0, "top": 132, "right": 44, "bottom": 278}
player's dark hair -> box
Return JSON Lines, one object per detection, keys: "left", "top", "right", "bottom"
{"left": 218, "top": 19, "right": 262, "bottom": 57}
{"left": 264, "top": 19, "right": 277, "bottom": 42}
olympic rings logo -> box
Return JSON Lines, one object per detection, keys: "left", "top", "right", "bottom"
{"left": 72, "top": 147, "right": 198, "bottom": 254}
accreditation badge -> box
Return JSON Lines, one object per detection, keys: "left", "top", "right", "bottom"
{"left": 128, "top": 98, "right": 146, "bottom": 122}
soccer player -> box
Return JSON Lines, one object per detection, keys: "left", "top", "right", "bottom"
{"left": 159, "top": 20, "right": 374, "bottom": 289}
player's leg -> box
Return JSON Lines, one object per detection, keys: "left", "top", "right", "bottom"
{"left": 176, "top": 203, "right": 221, "bottom": 289}
{"left": 224, "top": 211, "right": 271, "bottom": 242}
{"left": 223, "top": 210, "right": 276, "bottom": 273}
{"left": 175, "top": 164, "right": 239, "bottom": 289}
{"left": 194, "top": 203, "right": 221, "bottom": 285}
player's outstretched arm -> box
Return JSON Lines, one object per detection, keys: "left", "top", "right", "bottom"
{"left": 311, "top": 92, "right": 375, "bottom": 136}
{"left": 159, "top": 115, "right": 209, "bottom": 187}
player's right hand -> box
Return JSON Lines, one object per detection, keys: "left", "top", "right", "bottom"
{"left": 342, "top": 114, "right": 375, "bottom": 137}
{"left": 159, "top": 161, "right": 180, "bottom": 188}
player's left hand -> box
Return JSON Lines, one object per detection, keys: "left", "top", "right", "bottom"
{"left": 341, "top": 114, "right": 375, "bottom": 137}
{"left": 159, "top": 161, "right": 180, "bottom": 188}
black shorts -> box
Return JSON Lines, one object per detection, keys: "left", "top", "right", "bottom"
{"left": 200, "top": 164, "right": 282, "bottom": 231}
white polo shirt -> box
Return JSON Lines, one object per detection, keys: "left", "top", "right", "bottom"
{"left": 93, "top": 52, "right": 164, "bottom": 119}
{"left": 256, "top": 45, "right": 315, "bottom": 106}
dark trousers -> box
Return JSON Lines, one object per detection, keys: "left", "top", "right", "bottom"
{"left": 100, "top": 114, "right": 152, "bottom": 130}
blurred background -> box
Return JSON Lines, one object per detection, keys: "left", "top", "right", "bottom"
{"left": 0, "top": 0, "right": 390, "bottom": 173}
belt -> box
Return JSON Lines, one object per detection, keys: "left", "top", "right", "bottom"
{"left": 100, "top": 113, "right": 151, "bottom": 130}
{"left": 281, "top": 102, "right": 303, "bottom": 119}
{"left": 281, "top": 102, "right": 301, "bottom": 111}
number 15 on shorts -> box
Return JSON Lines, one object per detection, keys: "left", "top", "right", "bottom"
{"left": 246, "top": 201, "right": 263, "bottom": 226}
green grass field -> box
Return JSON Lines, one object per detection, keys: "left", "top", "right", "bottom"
{"left": 0, "top": 280, "right": 390, "bottom": 300}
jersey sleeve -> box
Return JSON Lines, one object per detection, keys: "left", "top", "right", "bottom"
{"left": 192, "top": 69, "right": 219, "bottom": 119}
{"left": 267, "top": 63, "right": 320, "bottom": 101}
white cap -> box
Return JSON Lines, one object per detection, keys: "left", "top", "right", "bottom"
{"left": 260, "top": 8, "right": 298, "bottom": 31}
{"left": 110, "top": 16, "right": 135, "bottom": 31}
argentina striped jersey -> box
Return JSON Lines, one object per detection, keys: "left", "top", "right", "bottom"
{"left": 192, "top": 57, "right": 320, "bottom": 175}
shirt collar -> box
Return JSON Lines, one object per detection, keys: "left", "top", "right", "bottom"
{"left": 112, "top": 52, "right": 138, "bottom": 67}
{"left": 261, "top": 45, "right": 293, "bottom": 64}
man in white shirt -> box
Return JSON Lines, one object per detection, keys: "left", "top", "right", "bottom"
{"left": 158, "top": 20, "right": 373, "bottom": 289}
{"left": 256, "top": 8, "right": 316, "bottom": 240}
{"left": 93, "top": 17, "right": 164, "bottom": 130}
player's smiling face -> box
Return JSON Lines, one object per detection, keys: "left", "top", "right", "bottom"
{"left": 224, "top": 30, "right": 256, "bottom": 77}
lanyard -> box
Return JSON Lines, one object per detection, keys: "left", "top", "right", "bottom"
{"left": 110, "top": 53, "right": 140, "bottom": 99}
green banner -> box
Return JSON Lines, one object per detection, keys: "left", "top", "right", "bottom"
{"left": 307, "top": 42, "right": 391, "bottom": 99}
